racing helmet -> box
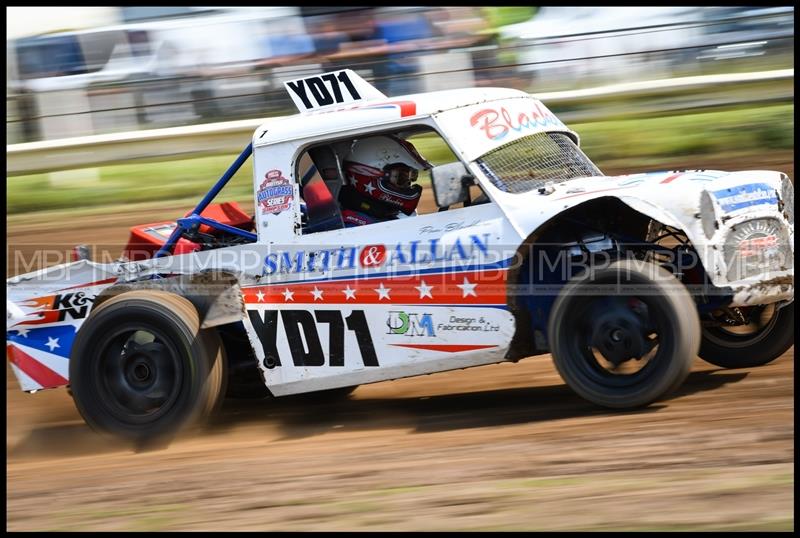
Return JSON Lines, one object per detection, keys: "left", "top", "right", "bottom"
{"left": 343, "top": 135, "right": 431, "bottom": 215}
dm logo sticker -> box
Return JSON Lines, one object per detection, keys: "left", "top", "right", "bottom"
{"left": 387, "top": 311, "right": 435, "bottom": 337}
{"left": 257, "top": 170, "right": 294, "bottom": 215}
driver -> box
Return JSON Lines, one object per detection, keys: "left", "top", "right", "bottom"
{"left": 338, "top": 135, "right": 432, "bottom": 227}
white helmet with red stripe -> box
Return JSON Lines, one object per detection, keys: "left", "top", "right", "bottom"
{"left": 343, "top": 135, "right": 431, "bottom": 215}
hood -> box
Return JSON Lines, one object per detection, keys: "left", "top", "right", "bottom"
{"left": 503, "top": 168, "right": 786, "bottom": 230}
{"left": 497, "top": 168, "right": 791, "bottom": 288}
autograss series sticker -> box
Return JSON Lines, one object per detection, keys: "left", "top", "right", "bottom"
{"left": 257, "top": 170, "right": 293, "bottom": 215}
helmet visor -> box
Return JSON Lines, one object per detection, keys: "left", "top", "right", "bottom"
{"left": 384, "top": 163, "right": 419, "bottom": 188}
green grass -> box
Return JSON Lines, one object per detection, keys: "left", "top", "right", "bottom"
{"left": 573, "top": 103, "right": 794, "bottom": 162}
{"left": 6, "top": 103, "right": 793, "bottom": 215}
{"left": 7, "top": 154, "right": 255, "bottom": 214}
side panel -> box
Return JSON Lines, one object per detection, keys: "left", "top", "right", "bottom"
{"left": 242, "top": 203, "right": 522, "bottom": 395}
{"left": 7, "top": 261, "right": 119, "bottom": 391}
{"left": 252, "top": 141, "right": 302, "bottom": 245}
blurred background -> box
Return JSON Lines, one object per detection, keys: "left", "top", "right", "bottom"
{"left": 5, "top": 5, "right": 794, "bottom": 213}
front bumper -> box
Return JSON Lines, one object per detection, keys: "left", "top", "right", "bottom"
{"left": 729, "top": 271, "right": 794, "bottom": 307}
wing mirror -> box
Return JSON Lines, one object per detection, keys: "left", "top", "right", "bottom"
{"left": 430, "top": 162, "right": 474, "bottom": 208}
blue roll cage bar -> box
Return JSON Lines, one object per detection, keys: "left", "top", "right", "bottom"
{"left": 153, "top": 142, "right": 321, "bottom": 258}
{"left": 155, "top": 143, "right": 256, "bottom": 258}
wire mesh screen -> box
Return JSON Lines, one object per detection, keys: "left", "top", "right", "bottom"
{"left": 476, "top": 132, "right": 603, "bottom": 194}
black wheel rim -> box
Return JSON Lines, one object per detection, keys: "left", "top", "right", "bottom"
{"left": 704, "top": 304, "right": 779, "bottom": 348}
{"left": 562, "top": 294, "right": 671, "bottom": 387}
{"left": 93, "top": 324, "right": 184, "bottom": 425}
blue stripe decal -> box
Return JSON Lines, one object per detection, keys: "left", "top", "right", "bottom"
{"left": 712, "top": 183, "right": 777, "bottom": 212}
{"left": 260, "top": 257, "right": 515, "bottom": 286}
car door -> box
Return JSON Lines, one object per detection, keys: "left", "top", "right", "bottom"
{"left": 245, "top": 141, "right": 519, "bottom": 396}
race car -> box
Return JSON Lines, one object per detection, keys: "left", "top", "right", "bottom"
{"left": 7, "top": 69, "right": 794, "bottom": 443}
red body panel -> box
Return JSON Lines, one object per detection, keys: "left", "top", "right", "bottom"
{"left": 122, "top": 202, "right": 253, "bottom": 260}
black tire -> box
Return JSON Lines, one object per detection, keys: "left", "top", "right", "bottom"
{"left": 699, "top": 301, "right": 794, "bottom": 368}
{"left": 69, "top": 290, "right": 226, "bottom": 443}
{"left": 547, "top": 259, "right": 700, "bottom": 408}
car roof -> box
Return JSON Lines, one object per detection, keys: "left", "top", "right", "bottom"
{"left": 253, "top": 86, "right": 531, "bottom": 147}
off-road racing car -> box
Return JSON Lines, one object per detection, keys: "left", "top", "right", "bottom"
{"left": 7, "top": 70, "right": 794, "bottom": 443}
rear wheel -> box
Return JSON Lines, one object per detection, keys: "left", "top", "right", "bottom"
{"left": 700, "top": 302, "right": 794, "bottom": 368}
{"left": 548, "top": 259, "right": 700, "bottom": 408}
{"left": 69, "top": 290, "right": 226, "bottom": 443}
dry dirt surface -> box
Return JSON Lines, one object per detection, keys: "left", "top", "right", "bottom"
{"left": 6, "top": 352, "right": 794, "bottom": 531}
{"left": 6, "top": 153, "right": 794, "bottom": 531}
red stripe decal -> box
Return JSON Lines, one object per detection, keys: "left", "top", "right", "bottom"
{"left": 390, "top": 344, "right": 497, "bottom": 353}
{"left": 365, "top": 100, "right": 417, "bottom": 117}
{"left": 660, "top": 173, "right": 683, "bottom": 184}
{"left": 387, "top": 100, "right": 417, "bottom": 117}
{"left": 242, "top": 270, "right": 508, "bottom": 305}
{"left": 6, "top": 344, "right": 68, "bottom": 388}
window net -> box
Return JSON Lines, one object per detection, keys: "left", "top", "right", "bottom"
{"left": 476, "top": 132, "right": 603, "bottom": 194}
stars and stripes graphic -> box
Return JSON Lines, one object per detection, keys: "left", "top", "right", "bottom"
{"left": 6, "top": 324, "right": 76, "bottom": 390}
{"left": 242, "top": 269, "right": 508, "bottom": 305}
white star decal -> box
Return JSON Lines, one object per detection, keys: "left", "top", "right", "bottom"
{"left": 311, "top": 286, "right": 324, "bottom": 301}
{"left": 282, "top": 288, "right": 295, "bottom": 302}
{"left": 457, "top": 277, "right": 478, "bottom": 297}
{"left": 374, "top": 282, "right": 391, "bottom": 300}
{"left": 343, "top": 285, "right": 357, "bottom": 300}
{"left": 15, "top": 327, "right": 30, "bottom": 338}
{"left": 256, "top": 289, "right": 266, "bottom": 302}
{"left": 415, "top": 280, "right": 433, "bottom": 299}
{"left": 45, "top": 337, "right": 60, "bottom": 352}
{"left": 364, "top": 181, "right": 376, "bottom": 195}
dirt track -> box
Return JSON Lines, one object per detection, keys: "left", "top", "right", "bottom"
{"left": 6, "top": 153, "right": 794, "bottom": 531}
{"left": 6, "top": 352, "right": 794, "bottom": 531}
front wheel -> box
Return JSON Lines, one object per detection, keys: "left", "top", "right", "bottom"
{"left": 548, "top": 259, "right": 700, "bottom": 409}
{"left": 699, "top": 301, "right": 794, "bottom": 369}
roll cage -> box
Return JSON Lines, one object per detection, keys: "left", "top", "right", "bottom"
{"left": 155, "top": 143, "right": 257, "bottom": 257}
